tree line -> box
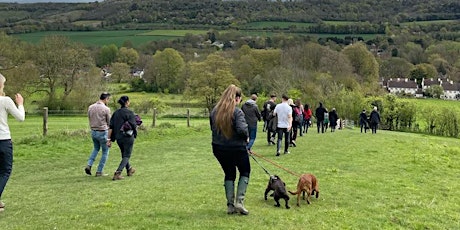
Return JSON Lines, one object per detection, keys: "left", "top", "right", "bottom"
{"left": 0, "top": 0, "right": 459, "bottom": 35}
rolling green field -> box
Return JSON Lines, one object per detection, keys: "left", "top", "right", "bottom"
{"left": 11, "top": 30, "right": 178, "bottom": 47}
{"left": 1, "top": 115, "right": 459, "bottom": 229}
{"left": 11, "top": 27, "right": 381, "bottom": 48}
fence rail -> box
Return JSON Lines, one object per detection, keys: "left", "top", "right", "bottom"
{"left": 39, "top": 107, "right": 209, "bottom": 136}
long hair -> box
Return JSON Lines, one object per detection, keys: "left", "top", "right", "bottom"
{"left": 214, "top": 84, "right": 242, "bottom": 139}
{"left": 0, "top": 73, "right": 6, "bottom": 96}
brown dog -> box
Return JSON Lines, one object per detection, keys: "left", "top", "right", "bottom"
{"left": 264, "top": 175, "right": 290, "bottom": 209}
{"left": 288, "top": 173, "right": 319, "bottom": 206}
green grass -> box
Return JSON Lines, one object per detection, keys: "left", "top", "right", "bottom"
{"left": 138, "top": 29, "right": 209, "bottom": 36}
{"left": 400, "top": 19, "right": 460, "bottom": 26}
{"left": 1, "top": 115, "right": 459, "bottom": 229}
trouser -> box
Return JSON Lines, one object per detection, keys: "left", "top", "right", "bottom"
{"left": 116, "top": 136, "right": 134, "bottom": 172}
{"left": 317, "top": 120, "right": 325, "bottom": 133}
{"left": 87, "top": 130, "right": 110, "bottom": 173}
{"left": 0, "top": 140, "right": 13, "bottom": 199}
{"left": 276, "top": 128, "right": 290, "bottom": 153}
{"left": 213, "top": 145, "right": 251, "bottom": 180}
{"left": 247, "top": 126, "right": 257, "bottom": 150}
{"left": 370, "top": 122, "right": 378, "bottom": 134}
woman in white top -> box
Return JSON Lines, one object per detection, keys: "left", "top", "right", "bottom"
{"left": 0, "top": 73, "right": 25, "bottom": 212}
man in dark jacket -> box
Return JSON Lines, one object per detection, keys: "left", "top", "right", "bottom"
{"left": 262, "top": 94, "right": 277, "bottom": 145}
{"left": 315, "top": 102, "right": 327, "bottom": 133}
{"left": 370, "top": 106, "right": 381, "bottom": 134}
{"left": 242, "top": 94, "right": 262, "bottom": 152}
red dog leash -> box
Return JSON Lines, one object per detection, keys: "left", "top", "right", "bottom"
{"left": 250, "top": 151, "right": 301, "bottom": 177}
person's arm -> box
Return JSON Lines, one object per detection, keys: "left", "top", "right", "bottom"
{"left": 235, "top": 109, "right": 249, "bottom": 139}
{"left": 7, "top": 94, "right": 25, "bottom": 121}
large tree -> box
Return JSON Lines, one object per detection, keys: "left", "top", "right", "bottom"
{"left": 148, "top": 48, "right": 185, "bottom": 93}
{"left": 185, "top": 53, "right": 239, "bottom": 111}
{"left": 342, "top": 42, "right": 379, "bottom": 85}
{"left": 32, "top": 35, "right": 95, "bottom": 109}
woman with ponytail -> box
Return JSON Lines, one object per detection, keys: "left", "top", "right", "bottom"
{"left": 210, "top": 84, "right": 251, "bottom": 215}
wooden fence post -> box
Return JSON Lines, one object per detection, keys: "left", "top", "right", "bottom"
{"left": 43, "top": 107, "right": 48, "bottom": 136}
{"left": 187, "top": 108, "right": 190, "bottom": 127}
{"left": 152, "top": 108, "right": 157, "bottom": 127}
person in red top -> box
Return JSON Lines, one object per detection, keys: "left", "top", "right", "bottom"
{"left": 303, "top": 104, "right": 312, "bottom": 134}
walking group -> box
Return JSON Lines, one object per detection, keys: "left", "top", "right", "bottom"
{"left": 84, "top": 93, "right": 142, "bottom": 181}
{"left": 209, "top": 84, "right": 349, "bottom": 215}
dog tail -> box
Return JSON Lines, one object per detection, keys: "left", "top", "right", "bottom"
{"left": 288, "top": 190, "right": 300, "bottom": 195}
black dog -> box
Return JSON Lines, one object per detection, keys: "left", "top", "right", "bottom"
{"left": 264, "top": 175, "right": 290, "bottom": 209}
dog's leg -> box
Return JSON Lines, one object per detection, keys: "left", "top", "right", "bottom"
{"left": 297, "top": 193, "right": 301, "bottom": 207}
{"left": 284, "top": 197, "right": 290, "bottom": 209}
{"left": 274, "top": 196, "right": 281, "bottom": 207}
{"left": 264, "top": 188, "right": 271, "bottom": 200}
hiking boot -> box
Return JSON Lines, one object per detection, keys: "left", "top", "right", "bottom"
{"left": 127, "top": 167, "right": 136, "bottom": 176}
{"left": 276, "top": 152, "right": 280, "bottom": 157}
{"left": 291, "top": 141, "right": 296, "bottom": 147}
{"left": 95, "top": 172, "right": 108, "bottom": 177}
{"left": 84, "top": 165, "right": 92, "bottom": 176}
{"left": 112, "top": 171, "right": 124, "bottom": 180}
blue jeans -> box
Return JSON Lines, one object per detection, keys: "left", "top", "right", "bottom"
{"left": 0, "top": 140, "right": 13, "bottom": 199}
{"left": 246, "top": 126, "right": 257, "bottom": 150}
{"left": 87, "top": 130, "right": 109, "bottom": 173}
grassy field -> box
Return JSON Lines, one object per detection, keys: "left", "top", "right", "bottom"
{"left": 11, "top": 30, "right": 178, "bottom": 47}
{"left": 1, "top": 115, "right": 459, "bottom": 229}
{"left": 11, "top": 27, "right": 381, "bottom": 48}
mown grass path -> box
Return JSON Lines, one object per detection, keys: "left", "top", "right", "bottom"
{"left": 2, "top": 117, "right": 459, "bottom": 229}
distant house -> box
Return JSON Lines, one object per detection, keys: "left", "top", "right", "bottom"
{"left": 421, "top": 78, "right": 440, "bottom": 90}
{"left": 386, "top": 78, "right": 418, "bottom": 95}
{"left": 441, "top": 80, "right": 460, "bottom": 100}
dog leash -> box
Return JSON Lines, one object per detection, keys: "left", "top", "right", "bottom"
{"left": 250, "top": 151, "right": 301, "bottom": 177}
{"left": 250, "top": 153, "right": 272, "bottom": 176}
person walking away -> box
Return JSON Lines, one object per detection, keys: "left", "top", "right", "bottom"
{"left": 359, "top": 109, "right": 368, "bottom": 133}
{"left": 289, "top": 99, "right": 301, "bottom": 147}
{"left": 323, "top": 108, "right": 329, "bottom": 132}
{"left": 370, "top": 106, "right": 381, "bottom": 134}
{"left": 241, "top": 94, "right": 261, "bottom": 153}
{"left": 0, "top": 73, "right": 25, "bottom": 212}
{"left": 85, "top": 92, "right": 111, "bottom": 177}
{"left": 210, "top": 84, "right": 251, "bottom": 215}
{"left": 108, "top": 96, "right": 138, "bottom": 180}
{"left": 303, "top": 104, "right": 312, "bottom": 134}
{"left": 262, "top": 94, "right": 277, "bottom": 145}
{"left": 329, "top": 108, "right": 338, "bottom": 132}
{"left": 273, "top": 94, "right": 292, "bottom": 156}
{"left": 315, "top": 102, "right": 326, "bottom": 133}
{"left": 295, "top": 99, "right": 304, "bottom": 136}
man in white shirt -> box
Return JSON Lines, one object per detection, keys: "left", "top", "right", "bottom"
{"left": 273, "top": 94, "right": 292, "bottom": 156}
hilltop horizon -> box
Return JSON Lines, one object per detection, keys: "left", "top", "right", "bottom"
{"left": 0, "top": 0, "right": 101, "bottom": 2}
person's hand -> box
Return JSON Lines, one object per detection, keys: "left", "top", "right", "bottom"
{"left": 15, "top": 93, "right": 24, "bottom": 105}
{"left": 107, "top": 139, "right": 112, "bottom": 147}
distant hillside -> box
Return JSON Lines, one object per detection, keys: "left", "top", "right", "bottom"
{"left": 0, "top": 0, "right": 100, "bottom": 2}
